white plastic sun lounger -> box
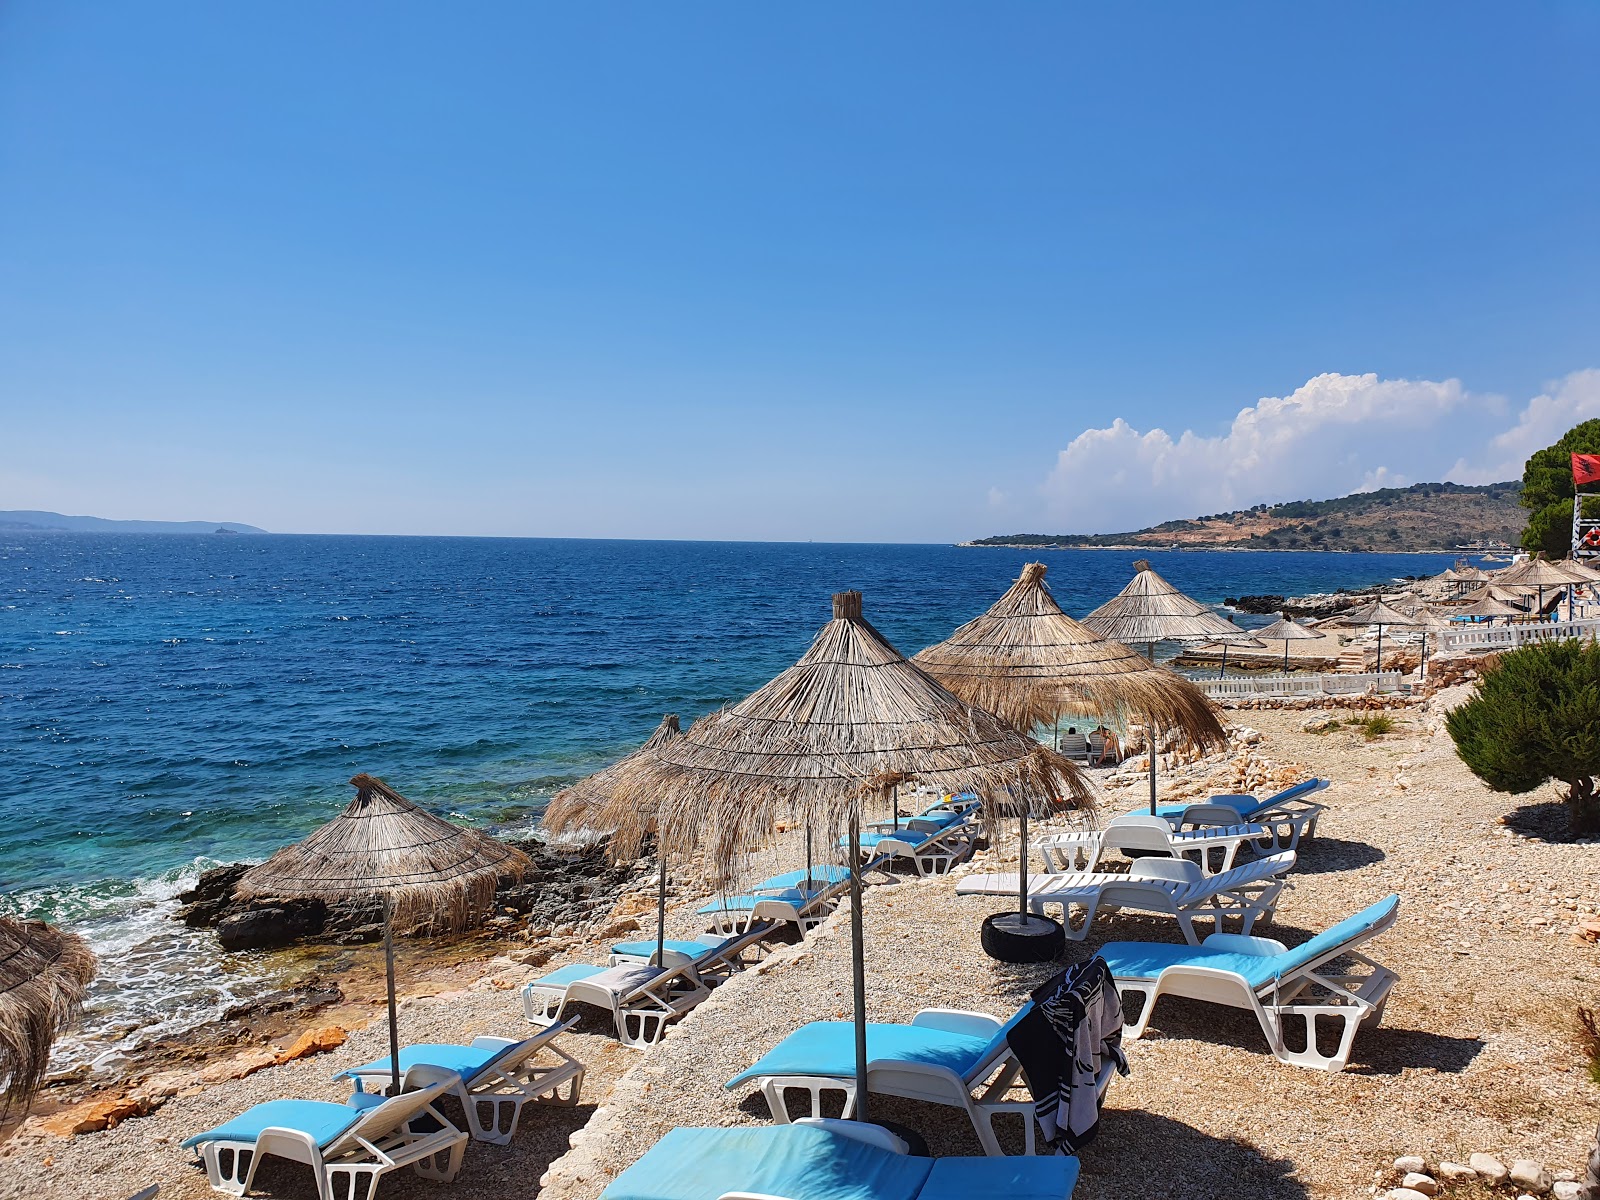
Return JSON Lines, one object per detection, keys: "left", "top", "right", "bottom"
{"left": 1138, "top": 778, "right": 1329, "bottom": 851}
{"left": 182, "top": 1078, "right": 466, "bottom": 1200}
{"left": 698, "top": 872, "right": 854, "bottom": 936}
{"left": 1031, "top": 851, "right": 1296, "bottom": 943}
{"left": 336, "top": 1019, "right": 585, "bottom": 1145}
{"left": 959, "top": 851, "right": 1295, "bottom": 944}
{"left": 600, "top": 1119, "right": 1081, "bottom": 1200}
{"left": 1101, "top": 894, "right": 1400, "bottom": 1071}
{"left": 609, "top": 925, "right": 773, "bottom": 981}
{"left": 521, "top": 958, "right": 710, "bottom": 1048}
{"left": 849, "top": 816, "right": 977, "bottom": 877}
{"left": 1036, "top": 813, "right": 1269, "bottom": 876}
{"left": 725, "top": 1005, "right": 1053, "bottom": 1156}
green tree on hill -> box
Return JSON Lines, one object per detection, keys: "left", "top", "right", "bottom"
{"left": 1520, "top": 418, "right": 1600, "bottom": 558}
{"left": 1445, "top": 639, "right": 1600, "bottom": 835}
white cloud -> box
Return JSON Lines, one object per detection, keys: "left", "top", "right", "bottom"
{"left": 1040, "top": 372, "right": 1481, "bottom": 532}
{"left": 1450, "top": 369, "right": 1600, "bottom": 484}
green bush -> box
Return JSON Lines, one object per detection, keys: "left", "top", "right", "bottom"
{"left": 1520, "top": 418, "right": 1600, "bottom": 558}
{"left": 1347, "top": 714, "right": 1394, "bottom": 739}
{"left": 1445, "top": 640, "right": 1600, "bottom": 834}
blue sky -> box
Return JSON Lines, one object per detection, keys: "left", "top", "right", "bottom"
{"left": 3, "top": 3, "right": 1598, "bottom": 540}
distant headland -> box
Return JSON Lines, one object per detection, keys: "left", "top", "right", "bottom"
{"left": 963, "top": 481, "right": 1521, "bottom": 554}
{"left": 0, "top": 510, "right": 267, "bottom": 535}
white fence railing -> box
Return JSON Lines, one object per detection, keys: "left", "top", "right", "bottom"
{"left": 1199, "top": 671, "right": 1403, "bottom": 699}
{"left": 1437, "top": 617, "right": 1600, "bottom": 654}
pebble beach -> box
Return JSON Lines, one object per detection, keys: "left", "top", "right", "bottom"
{"left": 5, "top": 687, "right": 1598, "bottom": 1200}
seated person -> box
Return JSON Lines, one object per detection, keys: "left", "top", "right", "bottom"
{"left": 1091, "top": 725, "right": 1121, "bottom": 765}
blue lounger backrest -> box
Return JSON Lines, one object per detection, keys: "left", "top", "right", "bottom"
{"left": 1267, "top": 894, "right": 1398, "bottom": 982}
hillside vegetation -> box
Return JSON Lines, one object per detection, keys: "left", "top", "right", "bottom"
{"left": 969, "top": 481, "right": 1522, "bottom": 552}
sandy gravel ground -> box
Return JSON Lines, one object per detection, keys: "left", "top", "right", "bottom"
{"left": 5, "top": 695, "right": 1599, "bottom": 1199}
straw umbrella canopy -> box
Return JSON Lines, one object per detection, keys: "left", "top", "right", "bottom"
{"left": 1498, "top": 556, "right": 1579, "bottom": 615}
{"left": 605, "top": 590, "right": 1091, "bottom": 1123}
{"left": 0, "top": 917, "right": 95, "bottom": 1143}
{"left": 544, "top": 714, "right": 685, "bottom": 969}
{"left": 1456, "top": 582, "right": 1532, "bottom": 606}
{"left": 1331, "top": 599, "right": 1417, "bottom": 673}
{"left": 236, "top": 774, "right": 529, "bottom": 1093}
{"left": 1081, "top": 560, "right": 1244, "bottom": 813}
{"left": 912, "top": 562, "right": 1225, "bottom": 925}
{"left": 1450, "top": 595, "right": 1526, "bottom": 620}
{"left": 1253, "top": 614, "right": 1324, "bottom": 672}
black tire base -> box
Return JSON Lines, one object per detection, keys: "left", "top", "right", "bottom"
{"left": 980, "top": 911, "right": 1066, "bottom": 963}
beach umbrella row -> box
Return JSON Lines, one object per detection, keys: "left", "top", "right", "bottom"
{"left": 1254, "top": 614, "right": 1324, "bottom": 671}
{"left": 913, "top": 562, "right": 1225, "bottom": 931}
{"left": 1331, "top": 599, "right": 1417, "bottom": 673}
{"left": 0, "top": 917, "right": 96, "bottom": 1143}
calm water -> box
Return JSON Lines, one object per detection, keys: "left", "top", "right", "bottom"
{"left": 0, "top": 534, "right": 1465, "bottom": 1070}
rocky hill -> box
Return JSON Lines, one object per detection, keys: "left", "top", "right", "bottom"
{"left": 968, "top": 481, "right": 1522, "bottom": 553}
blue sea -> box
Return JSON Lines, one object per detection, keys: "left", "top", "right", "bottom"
{"left": 0, "top": 534, "right": 1470, "bottom": 1072}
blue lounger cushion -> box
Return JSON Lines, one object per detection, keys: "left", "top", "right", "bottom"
{"left": 920, "top": 1156, "right": 1079, "bottom": 1200}
{"left": 756, "top": 865, "right": 851, "bottom": 889}
{"left": 181, "top": 1096, "right": 381, "bottom": 1149}
{"left": 337, "top": 1042, "right": 502, "bottom": 1082}
{"left": 610, "top": 935, "right": 739, "bottom": 960}
{"left": 600, "top": 1124, "right": 933, "bottom": 1200}
{"left": 530, "top": 963, "right": 608, "bottom": 988}
{"left": 698, "top": 887, "right": 813, "bottom": 916}
{"left": 726, "top": 1007, "right": 1028, "bottom": 1089}
{"left": 1140, "top": 778, "right": 1325, "bottom": 822}
{"left": 1101, "top": 895, "right": 1400, "bottom": 989}
{"left": 599, "top": 1123, "right": 1076, "bottom": 1200}
{"left": 849, "top": 830, "right": 935, "bottom": 851}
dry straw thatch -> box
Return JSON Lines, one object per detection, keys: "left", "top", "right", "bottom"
{"left": 1456, "top": 582, "right": 1533, "bottom": 604}
{"left": 912, "top": 562, "right": 1225, "bottom": 751}
{"left": 595, "top": 591, "right": 1092, "bottom": 876}
{"left": 1080, "top": 560, "right": 1242, "bottom": 645}
{"left": 1334, "top": 599, "right": 1419, "bottom": 629}
{"left": 1449, "top": 595, "right": 1526, "bottom": 619}
{"left": 0, "top": 917, "right": 95, "bottom": 1141}
{"left": 236, "top": 774, "right": 529, "bottom": 931}
{"left": 542, "top": 714, "right": 682, "bottom": 851}
{"left": 1253, "top": 614, "right": 1323, "bottom": 644}
{"left": 1496, "top": 556, "right": 1585, "bottom": 588}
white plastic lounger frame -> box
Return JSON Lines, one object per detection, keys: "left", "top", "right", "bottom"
{"left": 1182, "top": 782, "right": 1329, "bottom": 852}
{"left": 610, "top": 925, "right": 774, "bottom": 980}
{"left": 197, "top": 1079, "right": 466, "bottom": 1200}
{"left": 522, "top": 960, "right": 711, "bottom": 1049}
{"left": 701, "top": 877, "right": 851, "bottom": 937}
{"left": 342, "top": 1021, "right": 585, "bottom": 1146}
{"left": 1028, "top": 851, "right": 1296, "bottom": 944}
{"left": 1037, "top": 814, "right": 1267, "bottom": 877}
{"left": 1115, "top": 901, "right": 1400, "bottom": 1071}
{"left": 860, "top": 820, "right": 977, "bottom": 878}
{"left": 749, "top": 1010, "right": 1101, "bottom": 1158}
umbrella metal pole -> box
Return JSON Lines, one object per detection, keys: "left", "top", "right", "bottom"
{"left": 847, "top": 811, "right": 869, "bottom": 1124}
{"left": 384, "top": 896, "right": 400, "bottom": 1096}
{"left": 1376, "top": 626, "right": 1384, "bottom": 674}
{"left": 1218, "top": 641, "right": 1229, "bottom": 680}
{"left": 805, "top": 824, "right": 813, "bottom": 892}
{"left": 1017, "top": 810, "right": 1029, "bottom": 918}
{"left": 1283, "top": 641, "right": 1290, "bottom": 672}
{"left": 892, "top": 785, "right": 899, "bottom": 832}
{"left": 1145, "top": 642, "right": 1159, "bottom": 818}
{"left": 656, "top": 848, "right": 668, "bottom": 967}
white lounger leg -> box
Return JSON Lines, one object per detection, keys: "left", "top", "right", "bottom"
{"left": 521, "top": 984, "right": 570, "bottom": 1027}
{"left": 758, "top": 1076, "right": 856, "bottom": 1123}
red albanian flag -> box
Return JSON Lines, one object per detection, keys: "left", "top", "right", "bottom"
{"left": 1574, "top": 454, "right": 1600, "bottom": 487}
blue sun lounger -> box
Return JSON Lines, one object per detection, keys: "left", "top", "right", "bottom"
{"left": 727, "top": 1006, "right": 1044, "bottom": 1156}
{"left": 610, "top": 925, "right": 772, "bottom": 980}
{"left": 182, "top": 1077, "right": 466, "bottom": 1199}
{"left": 1101, "top": 893, "right": 1400, "bottom": 1071}
{"left": 844, "top": 815, "right": 977, "bottom": 878}
{"left": 335, "top": 1019, "right": 585, "bottom": 1144}
{"left": 600, "top": 1119, "right": 1079, "bottom": 1200}
{"left": 698, "top": 866, "right": 855, "bottom": 935}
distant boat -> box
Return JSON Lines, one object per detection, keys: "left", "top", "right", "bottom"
{"left": 214, "top": 527, "right": 239, "bottom": 535}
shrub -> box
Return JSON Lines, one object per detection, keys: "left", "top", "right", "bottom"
{"left": 1347, "top": 714, "right": 1394, "bottom": 739}
{"left": 1445, "top": 639, "right": 1600, "bottom": 834}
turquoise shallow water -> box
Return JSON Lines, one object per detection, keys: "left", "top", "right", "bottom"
{"left": 0, "top": 534, "right": 1467, "bottom": 1069}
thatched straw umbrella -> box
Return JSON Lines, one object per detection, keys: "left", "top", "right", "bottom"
{"left": 1331, "top": 599, "right": 1417, "bottom": 673}
{"left": 544, "top": 714, "right": 684, "bottom": 968}
{"left": 912, "top": 562, "right": 1225, "bottom": 918}
{"left": 1081, "top": 560, "right": 1244, "bottom": 812}
{"left": 236, "top": 774, "right": 529, "bottom": 1093}
{"left": 1498, "top": 556, "right": 1580, "bottom": 615}
{"left": 1450, "top": 595, "right": 1525, "bottom": 620}
{"left": 1254, "top": 614, "right": 1324, "bottom": 672}
{"left": 0, "top": 917, "right": 95, "bottom": 1142}
{"left": 1456, "top": 582, "right": 1531, "bottom": 607}
{"left": 603, "top": 590, "right": 1090, "bottom": 1122}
